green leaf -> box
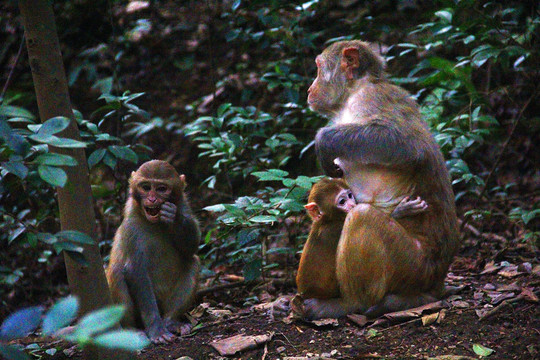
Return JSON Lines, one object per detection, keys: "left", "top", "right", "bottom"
{"left": 0, "top": 122, "right": 31, "bottom": 155}
{"left": 108, "top": 146, "right": 138, "bottom": 163}
{"left": 56, "top": 230, "right": 95, "bottom": 245}
{"left": 223, "top": 204, "right": 247, "bottom": 218}
{"left": 217, "top": 103, "right": 232, "bottom": 117}
{"left": 0, "top": 306, "right": 44, "bottom": 341}
{"left": 243, "top": 258, "right": 262, "bottom": 282}
{"left": 38, "top": 117, "right": 71, "bottom": 135}
{"left": 0, "top": 105, "right": 35, "bottom": 120}
{"left": 93, "top": 330, "right": 150, "bottom": 351}
{"left": 473, "top": 344, "right": 494, "bottom": 357}
{"left": 42, "top": 296, "right": 79, "bottom": 336}
{"left": 28, "top": 133, "right": 86, "bottom": 148}
{"left": 252, "top": 169, "right": 289, "bottom": 181}
{"left": 250, "top": 215, "right": 277, "bottom": 223}
{"left": 0, "top": 344, "right": 31, "bottom": 360}
{"left": 36, "top": 233, "right": 57, "bottom": 244}
{"left": 34, "top": 153, "right": 77, "bottom": 167}
{"left": 434, "top": 9, "right": 452, "bottom": 23}
{"left": 1, "top": 159, "right": 28, "bottom": 179}
{"left": 73, "top": 305, "right": 125, "bottom": 339}
{"left": 38, "top": 165, "right": 67, "bottom": 187}
{"left": 65, "top": 251, "right": 89, "bottom": 267}
{"left": 203, "top": 204, "right": 226, "bottom": 212}
{"left": 53, "top": 242, "right": 84, "bottom": 255}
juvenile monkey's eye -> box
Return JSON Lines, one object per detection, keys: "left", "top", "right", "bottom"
{"left": 348, "top": 192, "right": 353, "bottom": 199}
{"left": 141, "top": 184, "right": 151, "bottom": 191}
{"left": 339, "top": 198, "right": 346, "bottom": 205}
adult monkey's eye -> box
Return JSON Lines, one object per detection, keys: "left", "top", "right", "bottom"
{"left": 157, "top": 185, "right": 167, "bottom": 193}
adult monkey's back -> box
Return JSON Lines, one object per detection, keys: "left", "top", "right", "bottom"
{"left": 302, "top": 40, "right": 459, "bottom": 319}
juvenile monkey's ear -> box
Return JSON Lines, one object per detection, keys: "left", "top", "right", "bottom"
{"left": 305, "top": 202, "right": 322, "bottom": 220}
{"left": 341, "top": 47, "right": 360, "bottom": 80}
{"left": 179, "top": 174, "right": 187, "bottom": 190}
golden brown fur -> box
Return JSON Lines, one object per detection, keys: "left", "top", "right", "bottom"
{"left": 106, "top": 160, "right": 200, "bottom": 343}
{"left": 300, "top": 40, "right": 459, "bottom": 319}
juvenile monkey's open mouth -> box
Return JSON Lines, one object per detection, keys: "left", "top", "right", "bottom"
{"left": 145, "top": 206, "right": 160, "bottom": 217}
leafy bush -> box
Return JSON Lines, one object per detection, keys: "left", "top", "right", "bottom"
{"left": 0, "top": 297, "right": 149, "bottom": 359}
{"left": 0, "top": 94, "right": 151, "bottom": 286}
{"left": 391, "top": 0, "right": 539, "bottom": 242}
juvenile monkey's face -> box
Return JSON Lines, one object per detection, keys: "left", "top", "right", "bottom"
{"left": 137, "top": 181, "right": 172, "bottom": 223}
{"left": 335, "top": 188, "right": 356, "bottom": 213}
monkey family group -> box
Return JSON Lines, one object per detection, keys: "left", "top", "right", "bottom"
{"left": 107, "top": 40, "right": 460, "bottom": 344}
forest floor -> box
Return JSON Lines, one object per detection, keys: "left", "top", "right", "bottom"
{"left": 17, "top": 252, "right": 540, "bottom": 359}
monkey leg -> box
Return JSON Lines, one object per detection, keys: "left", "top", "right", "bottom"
{"left": 303, "top": 203, "right": 431, "bottom": 320}
{"left": 162, "top": 255, "right": 200, "bottom": 335}
{"left": 123, "top": 262, "right": 175, "bottom": 344}
{"left": 106, "top": 265, "right": 136, "bottom": 328}
{"left": 364, "top": 293, "right": 438, "bottom": 318}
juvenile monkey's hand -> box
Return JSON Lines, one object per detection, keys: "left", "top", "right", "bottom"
{"left": 160, "top": 202, "right": 177, "bottom": 224}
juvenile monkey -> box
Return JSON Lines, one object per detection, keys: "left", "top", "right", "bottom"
{"left": 106, "top": 160, "right": 200, "bottom": 343}
{"left": 301, "top": 40, "right": 459, "bottom": 319}
{"left": 297, "top": 178, "right": 428, "bottom": 300}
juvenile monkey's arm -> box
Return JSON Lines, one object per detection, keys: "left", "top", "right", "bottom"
{"left": 164, "top": 201, "right": 200, "bottom": 256}
{"left": 315, "top": 122, "right": 424, "bottom": 177}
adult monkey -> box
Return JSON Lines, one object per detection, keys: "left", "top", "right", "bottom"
{"left": 107, "top": 160, "right": 200, "bottom": 343}
{"left": 301, "top": 40, "right": 459, "bottom": 319}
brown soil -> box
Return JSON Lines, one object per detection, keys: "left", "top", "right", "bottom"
{"left": 20, "top": 262, "right": 537, "bottom": 360}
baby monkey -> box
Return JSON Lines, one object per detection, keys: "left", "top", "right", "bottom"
{"left": 296, "top": 178, "right": 427, "bottom": 303}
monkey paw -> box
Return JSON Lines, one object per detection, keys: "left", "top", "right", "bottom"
{"left": 146, "top": 324, "right": 176, "bottom": 344}
{"left": 164, "top": 318, "right": 192, "bottom": 336}
{"left": 289, "top": 294, "right": 306, "bottom": 319}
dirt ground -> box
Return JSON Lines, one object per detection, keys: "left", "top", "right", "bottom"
{"left": 19, "top": 252, "right": 537, "bottom": 359}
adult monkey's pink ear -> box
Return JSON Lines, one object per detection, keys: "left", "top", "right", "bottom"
{"left": 341, "top": 47, "right": 360, "bottom": 80}
{"left": 304, "top": 202, "right": 323, "bottom": 221}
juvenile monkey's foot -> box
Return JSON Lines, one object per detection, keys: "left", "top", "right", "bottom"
{"left": 164, "top": 318, "right": 192, "bottom": 336}
{"left": 289, "top": 294, "right": 305, "bottom": 319}
{"left": 146, "top": 323, "right": 176, "bottom": 344}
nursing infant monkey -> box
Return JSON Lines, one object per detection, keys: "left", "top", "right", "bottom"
{"left": 297, "top": 178, "right": 428, "bottom": 301}
{"left": 295, "top": 40, "right": 459, "bottom": 319}
{"left": 107, "top": 160, "right": 200, "bottom": 343}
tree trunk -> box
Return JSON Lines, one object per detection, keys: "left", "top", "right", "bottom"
{"left": 17, "top": 0, "right": 112, "bottom": 320}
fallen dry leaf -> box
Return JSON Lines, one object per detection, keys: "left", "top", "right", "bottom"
{"left": 383, "top": 300, "right": 446, "bottom": 322}
{"left": 498, "top": 265, "right": 522, "bottom": 278}
{"left": 489, "top": 292, "right": 515, "bottom": 305}
{"left": 451, "top": 300, "right": 470, "bottom": 309}
{"left": 312, "top": 318, "right": 339, "bottom": 327}
{"left": 347, "top": 314, "right": 369, "bottom": 327}
{"left": 481, "top": 261, "right": 500, "bottom": 275}
{"left": 437, "top": 309, "right": 447, "bottom": 323}
{"left": 421, "top": 312, "right": 440, "bottom": 326}
{"left": 520, "top": 287, "right": 539, "bottom": 302}
{"left": 532, "top": 265, "right": 540, "bottom": 277}
{"left": 210, "top": 333, "right": 273, "bottom": 356}
{"left": 497, "top": 282, "right": 521, "bottom": 292}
